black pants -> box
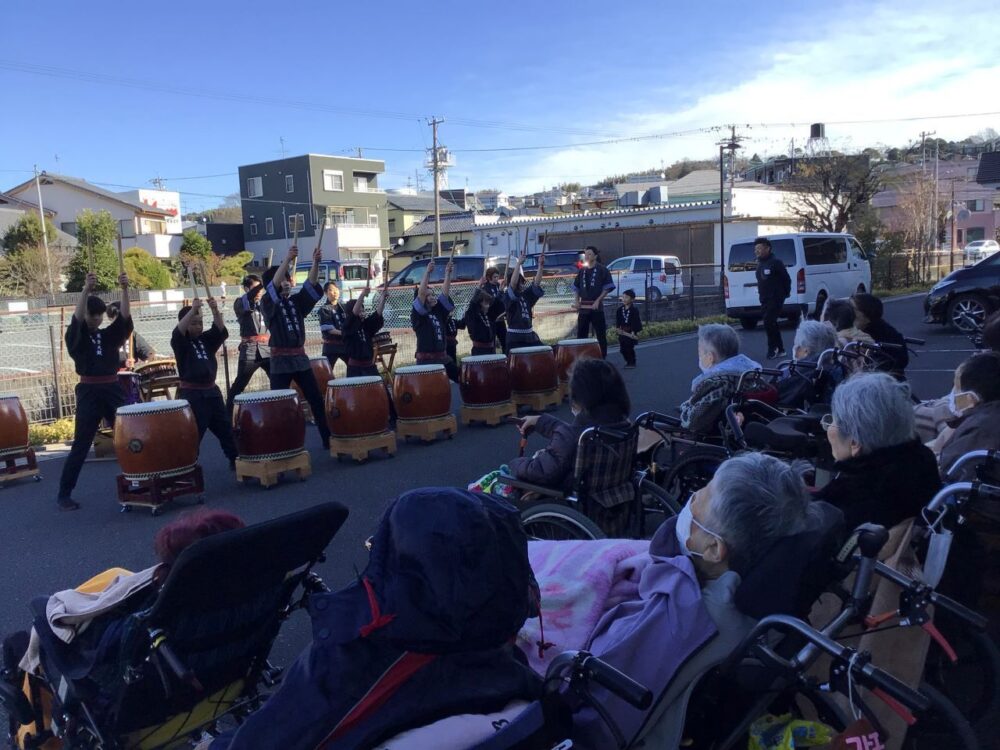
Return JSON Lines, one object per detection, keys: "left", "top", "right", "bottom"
{"left": 181, "top": 389, "right": 238, "bottom": 462}
{"left": 577, "top": 308, "right": 608, "bottom": 358}
{"left": 324, "top": 350, "right": 349, "bottom": 378}
{"left": 59, "top": 382, "right": 123, "bottom": 498}
{"left": 227, "top": 354, "right": 271, "bottom": 412}
{"left": 620, "top": 335, "right": 637, "bottom": 366}
{"left": 761, "top": 299, "right": 784, "bottom": 354}
{"left": 505, "top": 331, "right": 541, "bottom": 354}
{"left": 270, "top": 369, "right": 331, "bottom": 446}
{"left": 470, "top": 345, "right": 497, "bottom": 356}
{"left": 493, "top": 319, "right": 507, "bottom": 352}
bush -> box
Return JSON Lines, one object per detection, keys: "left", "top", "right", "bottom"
{"left": 603, "top": 314, "right": 732, "bottom": 346}
{"left": 29, "top": 418, "right": 75, "bottom": 446}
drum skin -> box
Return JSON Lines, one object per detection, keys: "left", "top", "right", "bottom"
{"left": 393, "top": 365, "right": 451, "bottom": 420}
{"left": 509, "top": 347, "right": 558, "bottom": 393}
{"left": 460, "top": 356, "right": 511, "bottom": 406}
{"left": 114, "top": 401, "right": 198, "bottom": 478}
{"left": 0, "top": 395, "right": 29, "bottom": 454}
{"left": 234, "top": 390, "right": 306, "bottom": 460}
{"left": 555, "top": 339, "right": 602, "bottom": 382}
{"left": 326, "top": 377, "right": 390, "bottom": 437}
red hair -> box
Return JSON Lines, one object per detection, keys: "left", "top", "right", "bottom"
{"left": 154, "top": 509, "right": 245, "bottom": 567}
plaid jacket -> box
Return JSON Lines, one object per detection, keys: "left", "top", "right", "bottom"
{"left": 573, "top": 425, "right": 639, "bottom": 509}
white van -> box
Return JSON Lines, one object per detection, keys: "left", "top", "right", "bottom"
{"left": 605, "top": 255, "right": 685, "bottom": 302}
{"left": 724, "top": 233, "right": 871, "bottom": 329}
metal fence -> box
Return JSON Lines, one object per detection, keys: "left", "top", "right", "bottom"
{"left": 870, "top": 250, "right": 972, "bottom": 290}
{"left": 1, "top": 270, "right": 727, "bottom": 424}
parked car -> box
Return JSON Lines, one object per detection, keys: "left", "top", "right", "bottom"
{"left": 605, "top": 255, "right": 684, "bottom": 302}
{"left": 963, "top": 239, "right": 1000, "bottom": 265}
{"left": 924, "top": 250, "right": 1000, "bottom": 332}
{"left": 294, "top": 259, "right": 380, "bottom": 300}
{"left": 520, "top": 251, "right": 584, "bottom": 295}
{"left": 724, "top": 233, "right": 872, "bottom": 330}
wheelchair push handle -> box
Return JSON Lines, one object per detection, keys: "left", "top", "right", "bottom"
{"left": 580, "top": 653, "right": 653, "bottom": 710}
{"left": 635, "top": 410, "right": 682, "bottom": 429}
{"left": 944, "top": 450, "right": 999, "bottom": 482}
{"left": 873, "top": 561, "right": 989, "bottom": 630}
{"left": 858, "top": 662, "right": 931, "bottom": 714}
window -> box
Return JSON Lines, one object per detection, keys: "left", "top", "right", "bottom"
{"left": 453, "top": 257, "right": 481, "bottom": 281}
{"left": 368, "top": 211, "right": 379, "bottom": 226}
{"left": 354, "top": 175, "right": 368, "bottom": 192}
{"left": 607, "top": 258, "right": 629, "bottom": 272}
{"left": 342, "top": 264, "right": 370, "bottom": 281}
{"left": 803, "top": 237, "right": 847, "bottom": 266}
{"left": 727, "top": 239, "right": 796, "bottom": 271}
{"left": 649, "top": 258, "right": 663, "bottom": 271}
{"left": 265, "top": 217, "right": 274, "bottom": 235}
{"left": 965, "top": 199, "right": 985, "bottom": 212}
{"left": 285, "top": 174, "right": 294, "bottom": 193}
{"left": 323, "top": 170, "right": 344, "bottom": 191}
{"left": 849, "top": 238, "right": 869, "bottom": 260}
{"left": 288, "top": 214, "right": 305, "bottom": 233}
{"left": 388, "top": 218, "right": 397, "bottom": 233}
{"left": 966, "top": 227, "right": 986, "bottom": 242}
{"left": 247, "top": 176, "right": 263, "bottom": 198}
{"left": 633, "top": 258, "right": 653, "bottom": 272}
{"left": 249, "top": 222, "right": 258, "bottom": 236}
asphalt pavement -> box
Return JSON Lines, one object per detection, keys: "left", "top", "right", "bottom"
{"left": 0, "top": 293, "right": 973, "bottom": 680}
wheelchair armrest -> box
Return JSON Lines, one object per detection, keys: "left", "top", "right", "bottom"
{"left": 496, "top": 474, "right": 566, "bottom": 500}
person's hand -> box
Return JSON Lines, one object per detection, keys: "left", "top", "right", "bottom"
{"left": 426, "top": 260, "right": 436, "bottom": 274}
{"left": 83, "top": 272, "right": 97, "bottom": 292}
{"left": 287, "top": 246, "right": 299, "bottom": 262}
{"left": 125, "top": 358, "right": 135, "bottom": 369}
{"left": 445, "top": 259, "right": 454, "bottom": 276}
{"left": 572, "top": 299, "right": 580, "bottom": 311}
{"left": 358, "top": 287, "right": 369, "bottom": 298}
{"left": 312, "top": 246, "right": 322, "bottom": 263}
{"left": 206, "top": 296, "right": 219, "bottom": 313}
{"left": 191, "top": 297, "right": 203, "bottom": 311}
{"left": 118, "top": 272, "right": 129, "bottom": 290}
{"left": 518, "top": 415, "right": 540, "bottom": 436}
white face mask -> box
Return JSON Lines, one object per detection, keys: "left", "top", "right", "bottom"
{"left": 947, "top": 389, "right": 979, "bottom": 418}
{"left": 675, "top": 501, "right": 724, "bottom": 558}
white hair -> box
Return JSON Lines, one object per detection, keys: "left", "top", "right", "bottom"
{"left": 831, "top": 372, "right": 915, "bottom": 453}
{"left": 698, "top": 324, "right": 740, "bottom": 360}
{"left": 793, "top": 320, "right": 838, "bottom": 358}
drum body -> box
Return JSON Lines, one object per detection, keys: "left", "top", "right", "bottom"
{"left": 326, "top": 376, "right": 390, "bottom": 437}
{"left": 393, "top": 364, "right": 451, "bottom": 420}
{"left": 114, "top": 400, "right": 198, "bottom": 479}
{"left": 460, "top": 355, "right": 511, "bottom": 406}
{"left": 292, "top": 357, "right": 334, "bottom": 417}
{"left": 508, "top": 346, "right": 558, "bottom": 394}
{"left": 118, "top": 371, "right": 142, "bottom": 405}
{"left": 0, "top": 394, "right": 29, "bottom": 458}
{"left": 555, "top": 338, "right": 602, "bottom": 382}
{"left": 233, "top": 389, "right": 306, "bottom": 461}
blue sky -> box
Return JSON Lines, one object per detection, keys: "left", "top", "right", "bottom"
{"left": 1, "top": 0, "right": 998, "bottom": 212}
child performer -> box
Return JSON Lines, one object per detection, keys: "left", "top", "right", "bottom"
{"left": 503, "top": 250, "right": 545, "bottom": 352}
{"left": 615, "top": 289, "right": 643, "bottom": 369}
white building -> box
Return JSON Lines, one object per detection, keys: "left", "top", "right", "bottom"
{"left": 475, "top": 189, "right": 509, "bottom": 212}
{"left": 4, "top": 173, "right": 182, "bottom": 259}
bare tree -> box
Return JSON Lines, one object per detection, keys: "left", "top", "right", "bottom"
{"left": 883, "top": 172, "right": 946, "bottom": 283}
{"left": 782, "top": 156, "right": 883, "bottom": 233}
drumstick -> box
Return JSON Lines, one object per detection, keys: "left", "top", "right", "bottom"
{"left": 116, "top": 233, "right": 125, "bottom": 275}
{"left": 198, "top": 260, "right": 211, "bottom": 298}
{"left": 188, "top": 262, "right": 199, "bottom": 299}
{"left": 292, "top": 219, "right": 299, "bottom": 248}
{"left": 316, "top": 215, "right": 326, "bottom": 250}
{"left": 87, "top": 239, "right": 94, "bottom": 274}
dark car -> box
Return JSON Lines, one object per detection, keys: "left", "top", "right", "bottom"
{"left": 520, "top": 251, "right": 584, "bottom": 294}
{"left": 924, "top": 251, "right": 1000, "bottom": 331}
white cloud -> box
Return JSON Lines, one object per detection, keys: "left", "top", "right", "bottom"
{"left": 482, "top": 2, "right": 1000, "bottom": 194}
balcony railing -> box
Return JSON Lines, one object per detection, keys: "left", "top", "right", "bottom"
{"left": 352, "top": 183, "right": 383, "bottom": 193}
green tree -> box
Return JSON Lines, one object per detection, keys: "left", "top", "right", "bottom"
{"left": 66, "top": 210, "right": 120, "bottom": 291}
{"left": 180, "top": 229, "right": 213, "bottom": 259}
{"left": 1, "top": 212, "right": 60, "bottom": 254}
{"left": 123, "top": 247, "right": 172, "bottom": 290}
{"left": 218, "top": 251, "right": 254, "bottom": 284}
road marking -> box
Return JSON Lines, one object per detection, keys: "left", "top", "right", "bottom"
{"left": 0, "top": 367, "right": 42, "bottom": 373}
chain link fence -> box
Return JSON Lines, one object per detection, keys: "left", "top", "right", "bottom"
{"left": 1, "top": 269, "right": 726, "bottom": 424}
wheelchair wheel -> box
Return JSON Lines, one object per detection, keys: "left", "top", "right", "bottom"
{"left": 637, "top": 478, "right": 681, "bottom": 538}
{"left": 902, "top": 681, "right": 980, "bottom": 750}
{"left": 661, "top": 448, "right": 726, "bottom": 504}
{"left": 521, "top": 503, "right": 606, "bottom": 541}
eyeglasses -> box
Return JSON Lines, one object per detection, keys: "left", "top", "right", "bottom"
{"left": 820, "top": 414, "right": 834, "bottom": 432}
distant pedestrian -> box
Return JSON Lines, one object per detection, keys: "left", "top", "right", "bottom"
{"left": 573, "top": 246, "right": 615, "bottom": 358}
{"left": 754, "top": 237, "right": 791, "bottom": 359}
{"left": 615, "top": 289, "right": 643, "bottom": 368}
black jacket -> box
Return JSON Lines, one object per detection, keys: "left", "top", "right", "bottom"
{"left": 755, "top": 253, "right": 791, "bottom": 304}
{"left": 865, "top": 318, "right": 909, "bottom": 375}
{"left": 814, "top": 440, "right": 941, "bottom": 532}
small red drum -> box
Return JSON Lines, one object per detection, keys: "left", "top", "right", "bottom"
{"left": 0, "top": 393, "right": 30, "bottom": 459}
{"left": 326, "top": 376, "right": 391, "bottom": 437}
{"left": 233, "top": 389, "right": 305, "bottom": 461}
{"left": 460, "top": 354, "right": 512, "bottom": 407}
{"left": 555, "top": 338, "right": 602, "bottom": 382}
{"left": 118, "top": 371, "right": 142, "bottom": 405}
{"left": 508, "top": 346, "right": 558, "bottom": 394}
{"left": 113, "top": 400, "right": 199, "bottom": 480}
{"left": 292, "top": 357, "right": 334, "bottom": 417}
{"left": 393, "top": 364, "right": 451, "bottom": 420}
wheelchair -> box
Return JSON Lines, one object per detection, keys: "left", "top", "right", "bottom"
{"left": 0, "top": 502, "right": 348, "bottom": 750}
{"left": 498, "top": 424, "right": 681, "bottom": 542}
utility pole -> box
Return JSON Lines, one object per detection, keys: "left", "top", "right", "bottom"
{"left": 279, "top": 136, "right": 286, "bottom": 158}
{"left": 33, "top": 165, "right": 54, "bottom": 302}
{"left": 950, "top": 179, "right": 956, "bottom": 273}
{"left": 356, "top": 146, "right": 363, "bottom": 158}
{"left": 150, "top": 175, "right": 166, "bottom": 190}
{"left": 717, "top": 127, "right": 744, "bottom": 307}
{"left": 428, "top": 117, "right": 445, "bottom": 257}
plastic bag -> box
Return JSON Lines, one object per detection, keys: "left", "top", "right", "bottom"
{"left": 749, "top": 713, "right": 836, "bottom": 750}
{"left": 468, "top": 465, "right": 515, "bottom": 497}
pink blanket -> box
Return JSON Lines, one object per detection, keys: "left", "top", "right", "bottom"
{"left": 517, "top": 539, "right": 651, "bottom": 674}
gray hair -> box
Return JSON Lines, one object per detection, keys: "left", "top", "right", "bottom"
{"left": 698, "top": 324, "right": 740, "bottom": 360}
{"left": 706, "top": 453, "right": 814, "bottom": 574}
{"left": 793, "top": 320, "right": 838, "bottom": 358}
{"left": 831, "top": 372, "right": 914, "bottom": 453}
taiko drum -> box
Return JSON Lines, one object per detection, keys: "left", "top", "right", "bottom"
{"left": 114, "top": 400, "right": 199, "bottom": 480}
{"left": 233, "top": 389, "right": 305, "bottom": 461}
{"left": 292, "top": 357, "right": 334, "bottom": 414}
{"left": 508, "top": 346, "right": 558, "bottom": 394}
{"left": 393, "top": 364, "right": 451, "bottom": 420}
{"left": 0, "top": 394, "right": 30, "bottom": 458}
{"left": 326, "top": 376, "right": 391, "bottom": 437}
{"left": 460, "top": 354, "right": 512, "bottom": 406}
{"left": 555, "top": 338, "right": 602, "bottom": 382}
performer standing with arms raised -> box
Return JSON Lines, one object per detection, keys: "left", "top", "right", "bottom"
{"left": 344, "top": 272, "right": 389, "bottom": 378}
{"left": 318, "top": 281, "right": 349, "bottom": 374}
{"left": 57, "top": 271, "right": 132, "bottom": 511}
{"left": 226, "top": 274, "right": 270, "bottom": 413}
{"left": 260, "top": 245, "right": 331, "bottom": 449}
{"left": 412, "top": 259, "right": 459, "bottom": 382}
{"left": 503, "top": 250, "right": 546, "bottom": 351}
{"left": 573, "top": 246, "right": 615, "bottom": 358}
